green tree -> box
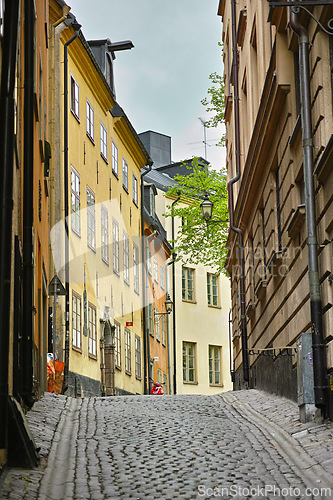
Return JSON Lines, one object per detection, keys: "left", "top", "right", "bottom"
{"left": 165, "top": 158, "right": 228, "bottom": 275}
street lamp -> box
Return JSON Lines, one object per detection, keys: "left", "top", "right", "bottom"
{"left": 154, "top": 294, "right": 173, "bottom": 316}
{"left": 200, "top": 194, "right": 228, "bottom": 225}
{"left": 200, "top": 194, "right": 214, "bottom": 221}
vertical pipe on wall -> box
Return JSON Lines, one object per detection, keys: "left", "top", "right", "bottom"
{"left": 228, "top": 0, "right": 249, "bottom": 383}
{"left": 171, "top": 195, "right": 180, "bottom": 394}
{"left": 289, "top": 8, "right": 328, "bottom": 414}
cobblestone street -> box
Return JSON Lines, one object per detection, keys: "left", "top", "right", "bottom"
{"left": 1, "top": 390, "right": 333, "bottom": 499}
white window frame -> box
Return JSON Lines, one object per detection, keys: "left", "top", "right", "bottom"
{"left": 72, "top": 292, "right": 81, "bottom": 350}
{"left": 133, "top": 244, "right": 140, "bottom": 294}
{"left": 183, "top": 342, "right": 196, "bottom": 382}
{"left": 100, "top": 122, "right": 107, "bottom": 160}
{"left": 125, "top": 329, "right": 131, "bottom": 374}
{"left": 112, "top": 219, "right": 119, "bottom": 274}
{"left": 122, "top": 157, "right": 128, "bottom": 191}
{"left": 162, "top": 317, "right": 166, "bottom": 346}
{"left": 133, "top": 174, "right": 138, "bottom": 205}
{"left": 71, "top": 166, "right": 80, "bottom": 235}
{"left": 115, "top": 321, "right": 121, "bottom": 369}
{"left": 112, "top": 140, "right": 118, "bottom": 176}
{"left": 207, "top": 273, "right": 219, "bottom": 307}
{"left": 209, "top": 345, "right": 222, "bottom": 385}
{"left": 123, "top": 231, "right": 129, "bottom": 284}
{"left": 147, "top": 247, "right": 152, "bottom": 275}
{"left": 135, "top": 335, "right": 141, "bottom": 380}
{"left": 182, "top": 267, "right": 195, "bottom": 302}
{"left": 88, "top": 303, "right": 97, "bottom": 357}
{"left": 87, "top": 186, "right": 95, "bottom": 250}
{"left": 101, "top": 204, "right": 109, "bottom": 264}
{"left": 160, "top": 265, "right": 165, "bottom": 290}
{"left": 155, "top": 308, "right": 160, "bottom": 341}
{"left": 154, "top": 258, "right": 158, "bottom": 283}
{"left": 86, "top": 99, "right": 94, "bottom": 141}
{"left": 70, "top": 74, "right": 79, "bottom": 119}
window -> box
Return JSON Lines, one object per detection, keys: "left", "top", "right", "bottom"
{"left": 86, "top": 99, "right": 94, "bottom": 141}
{"left": 112, "top": 219, "right": 119, "bottom": 274}
{"left": 71, "top": 166, "right": 80, "bottom": 235}
{"left": 155, "top": 309, "right": 160, "bottom": 341}
{"left": 125, "top": 329, "right": 131, "bottom": 374}
{"left": 101, "top": 204, "right": 109, "bottom": 264}
{"left": 207, "top": 273, "right": 219, "bottom": 307}
{"left": 160, "top": 265, "right": 165, "bottom": 290}
{"left": 275, "top": 168, "right": 282, "bottom": 252}
{"left": 72, "top": 292, "right": 81, "bottom": 350}
{"left": 100, "top": 122, "right": 107, "bottom": 160}
{"left": 70, "top": 75, "right": 79, "bottom": 119}
{"left": 133, "top": 244, "right": 140, "bottom": 294}
{"left": 148, "top": 303, "right": 153, "bottom": 336}
{"left": 150, "top": 189, "right": 155, "bottom": 217}
{"left": 182, "top": 267, "right": 195, "bottom": 302}
{"left": 123, "top": 231, "right": 129, "bottom": 284}
{"left": 133, "top": 174, "right": 138, "bottom": 205}
{"left": 146, "top": 247, "right": 152, "bottom": 275}
{"left": 87, "top": 186, "right": 95, "bottom": 250}
{"left": 122, "top": 158, "right": 128, "bottom": 191}
{"left": 209, "top": 345, "right": 221, "bottom": 385}
{"left": 261, "top": 207, "right": 267, "bottom": 280}
{"left": 135, "top": 335, "right": 141, "bottom": 379}
{"left": 158, "top": 369, "right": 162, "bottom": 384}
{"left": 154, "top": 258, "right": 158, "bottom": 283}
{"left": 115, "top": 321, "right": 121, "bottom": 369}
{"left": 162, "top": 317, "right": 166, "bottom": 346}
{"left": 183, "top": 342, "right": 196, "bottom": 382}
{"left": 88, "top": 303, "right": 97, "bottom": 357}
{"left": 163, "top": 373, "right": 167, "bottom": 394}
{"left": 112, "top": 141, "right": 118, "bottom": 176}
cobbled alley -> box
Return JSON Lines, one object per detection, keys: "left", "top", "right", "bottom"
{"left": 1, "top": 390, "right": 333, "bottom": 499}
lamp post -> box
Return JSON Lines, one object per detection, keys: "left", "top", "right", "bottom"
{"left": 200, "top": 194, "right": 228, "bottom": 224}
{"left": 154, "top": 294, "right": 173, "bottom": 317}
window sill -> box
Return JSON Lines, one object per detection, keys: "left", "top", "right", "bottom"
{"left": 136, "top": 375, "right": 142, "bottom": 381}
{"left": 125, "top": 370, "right": 132, "bottom": 377}
{"left": 124, "top": 279, "right": 130, "bottom": 287}
{"left": 209, "top": 383, "right": 224, "bottom": 388}
{"left": 100, "top": 153, "right": 108, "bottom": 164}
{"left": 123, "top": 185, "right": 129, "bottom": 194}
{"left": 208, "top": 304, "right": 221, "bottom": 309}
{"left": 183, "top": 381, "right": 198, "bottom": 385}
{"left": 102, "top": 257, "right": 109, "bottom": 266}
{"left": 112, "top": 170, "right": 119, "bottom": 180}
{"left": 113, "top": 269, "right": 120, "bottom": 277}
{"left": 88, "top": 353, "right": 97, "bottom": 361}
{"left": 86, "top": 132, "right": 95, "bottom": 145}
{"left": 182, "top": 299, "right": 197, "bottom": 304}
{"left": 115, "top": 365, "right": 121, "bottom": 371}
{"left": 71, "top": 228, "right": 81, "bottom": 238}
{"left": 87, "top": 243, "right": 96, "bottom": 253}
{"left": 72, "top": 346, "right": 82, "bottom": 354}
{"left": 71, "top": 109, "right": 80, "bottom": 123}
{"left": 287, "top": 204, "right": 306, "bottom": 239}
{"left": 133, "top": 200, "right": 139, "bottom": 208}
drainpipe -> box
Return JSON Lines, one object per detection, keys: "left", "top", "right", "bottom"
{"left": 145, "top": 230, "right": 157, "bottom": 393}
{"left": 53, "top": 5, "right": 70, "bottom": 28}
{"left": 140, "top": 165, "right": 152, "bottom": 394}
{"left": 229, "top": 309, "right": 235, "bottom": 384}
{"left": 62, "top": 22, "right": 81, "bottom": 394}
{"left": 21, "top": 0, "right": 36, "bottom": 409}
{"left": 228, "top": 0, "right": 249, "bottom": 383}
{"left": 171, "top": 195, "right": 180, "bottom": 394}
{"left": 290, "top": 8, "right": 328, "bottom": 413}
{"left": 0, "top": 0, "right": 20, "bottom": 454}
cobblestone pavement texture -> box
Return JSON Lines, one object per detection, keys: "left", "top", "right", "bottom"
{"left": 0, "top": 390, "right": 332, "bottom": 499}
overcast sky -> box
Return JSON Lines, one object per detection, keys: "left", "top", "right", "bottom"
{"left": 67, "top": 0, "right": 225, "bottom": 169}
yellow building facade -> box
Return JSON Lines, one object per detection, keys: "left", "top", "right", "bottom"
{"left": 49, "top": 1, "right": 151, "bottom": 396}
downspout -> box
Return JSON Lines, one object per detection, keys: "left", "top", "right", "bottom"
{"left": 140, "top": 165, "right": 152, "bottom": 394}
{"left": 166, "top": 260, "right": 174, "bottom": 395}
{"left": 290, "top": 9, "right": 328, "bottom": 413}
{"left": 0, "top": 0, "right": 20, "bottom": 454}
{"left": 53, "top": 5, "right": 70, "bottom": 28}
{"left": 146, "top": 230, "right": 157, "bottom": 393}
{"left": 22, "top": 0, "right": 36, "bottom": 408}
{"left": 229, "top": 309, "right": 235, "bottom": 383}
{"left": 62, "top": 23, "right": 81, "bottom": 394}
{"left": 171, "top": 195, "right": 180, "bottom": 394}
{"left": 228, "top": 0, "right": 249, "bottom": 383}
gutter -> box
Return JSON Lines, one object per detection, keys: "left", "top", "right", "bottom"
{"left": 289, "top": 8, "right": 328, "bottom": 415}
{"left": 228, "top": 0, "right": 249, "bottom": 383}
{"left": 171, "top": 195, "right": 181, "bottom": 394}
{"left": 0, "top": 0, "right": 20, "bottom": 454}
{"left": 145, "top": 230, "right": 157, "bottom": 394}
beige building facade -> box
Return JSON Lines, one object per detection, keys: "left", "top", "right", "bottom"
{"left": 219, "top": 0, "right": 333, "bottom": 416}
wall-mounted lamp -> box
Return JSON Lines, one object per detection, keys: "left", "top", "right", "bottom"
{"left": 200, "top": 194, "right": 228, "bottom": 225}
{"left": 154, "top": 294, "right": 173, "bottom": 316}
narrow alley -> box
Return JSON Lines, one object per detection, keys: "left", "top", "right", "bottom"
{"left": 1, "top": 390, "right": 333, "bottom": 499}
